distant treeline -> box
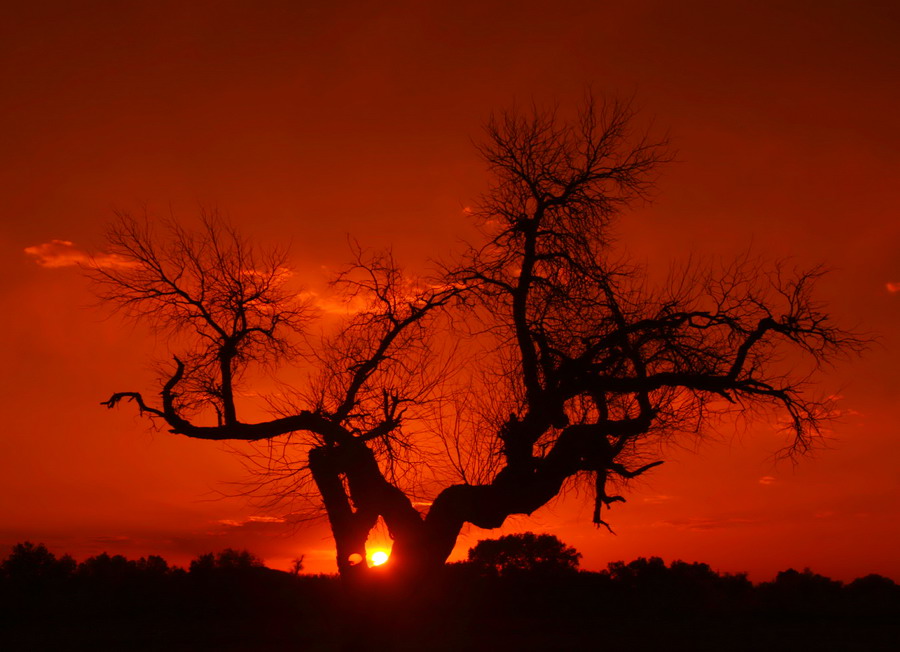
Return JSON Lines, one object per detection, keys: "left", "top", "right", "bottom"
{"left": 1, "top": 540, "right": 898, "bottom": 650}
{"left": 1, "top": 540, "right": 898, "bottom": 615}
{"left": 0, "top": 542, "right": 342, "bottom": 650}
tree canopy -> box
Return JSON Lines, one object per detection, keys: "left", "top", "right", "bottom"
{"left": 465, "top": 532, "right": 581, "bottom": 577}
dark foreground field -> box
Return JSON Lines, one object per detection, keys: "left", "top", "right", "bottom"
{"left": 2, "top": 547, "right": 898, "bottom": 651}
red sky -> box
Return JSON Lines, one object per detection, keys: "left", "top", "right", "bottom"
{"left": 2, "top": 0, "right": 899, "bottom": 581}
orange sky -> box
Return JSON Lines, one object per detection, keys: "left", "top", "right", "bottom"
{"left": 2, "top": 0, "right": 899, "bottom": 581}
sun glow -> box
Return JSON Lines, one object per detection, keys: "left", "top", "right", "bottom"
{"left": 370, "top": 550, "right": 389, "bottom": 566}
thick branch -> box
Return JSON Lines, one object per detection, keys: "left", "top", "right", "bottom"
{"left": 424, "top": 419, "right": 661, "bottom": 562}
{"left": 103, "top": 358, "right": 352, "bottom": 442}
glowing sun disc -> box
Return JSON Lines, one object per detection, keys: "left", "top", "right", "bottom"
{"left": 371, "top": 550, "right": 389, "bottom": 566}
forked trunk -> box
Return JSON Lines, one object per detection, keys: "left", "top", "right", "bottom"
{"left": 308, "top": 441, "right": 458, "bottom": 592}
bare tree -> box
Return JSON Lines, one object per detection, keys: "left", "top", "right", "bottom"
{"left": 94, "top": 97, "right": 864, "bottom": 590}
{"left": 92, "top": 214, "right": 311, "bottom": 426}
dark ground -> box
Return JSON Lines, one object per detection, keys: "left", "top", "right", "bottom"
{"left": 2, "top": 552, "right": 898, "bottom": 651}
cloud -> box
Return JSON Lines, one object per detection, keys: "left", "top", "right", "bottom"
{"left": 887, "top": 282, "right": 900, "bottom": 293}
{"left": 642, "top": 494, "right": 675, "bottom": 504}
{"left": 24, "top": 239, "right": 135, "bottom": 269}
{"left": 90, "top": 535, "right": 132, "bottom": 545}
{"left": 824, "top": 394, "right": 862, "bottom": 419}
{"left": 24, "top": 240, "right": 87, "bottom": 267}
{"left": 657, "top": 516, "right": 758, "bottom": 531}
{"left": 297, "top": 290, "right": 370, "bottom": 315}
{"left": 758, "top": 476, "right": 777, "bottom": 486}
{"left": 216, "top": 515, "right": 286, "bottom": 528}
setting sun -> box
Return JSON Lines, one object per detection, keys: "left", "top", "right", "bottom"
{"left": 370, "top": 550, "right": 389, "bottom": 566}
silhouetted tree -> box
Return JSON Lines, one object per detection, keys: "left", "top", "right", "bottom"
{"left": 845, "top": 574, "right": 900, "bottom": 616}
{"left": 188, "top": 548, "right": 263, "bottom": 574}
{"left": 1, "top": 541, "right": 75, "bottom": 586}
{"left": 213, "top": 548, "right": 264, "bottom": 570}
{"left": 135, "top": 554, "right": 170, "bottom": 576}
{"left": 77, "top": 552, "right": 136, "bottom": 583}
{"left": 188, "top": 552, "right": 216, "bottom": 575}
{"left": 847, "top": 573, "right": 899, "bottom": 599}
{"left": 604, "top": 556, "right": 754, "bottom": 611}
{"left": 94, "top": 95, "right": 864, "bottom": 589}
{"left": 758, "top": 567, "right": 845, "bottom": 615}
{"left": 465, "top": 532, "right": 581, "bottom": 577}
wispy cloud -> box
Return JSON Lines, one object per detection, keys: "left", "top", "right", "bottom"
{"left": 90, "top": 535, "right": 132, "bottom": 545}
{"left": 758, "top": 476, "right": 777, "bottom": 486}
{"left": 642, "top": 494, "right": 675, "bottom": 504}
{"left": 296, "top": 290, "right": 369, "bottom": 316}
{"left": 217, "top": 515, "right": 286, "bottom": 528}
{"left": 656, "top": 516, "right": 759, "bottom": 531}
{"left": 886, "top": 282, "right": 900, "bottom": 293}
{"left": 24, "top": 239, "right": 135, "bottom": 269}
{"left": 825, "top": 394, "right": 862, "bottom": 419}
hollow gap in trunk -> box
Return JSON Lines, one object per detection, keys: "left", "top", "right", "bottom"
{"left": 366, "top": 516, "right": 393, "bottom": 567}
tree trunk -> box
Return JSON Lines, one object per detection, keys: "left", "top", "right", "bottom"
{"left": 312, "top": 420, "right": 622, "bottom": 592}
